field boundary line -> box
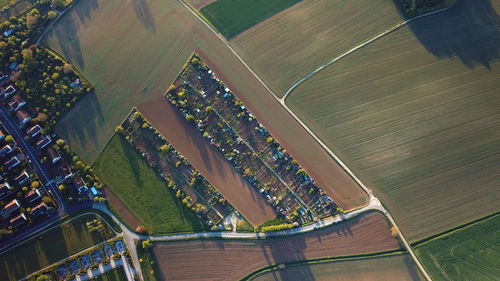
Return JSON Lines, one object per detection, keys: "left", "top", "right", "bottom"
{"left": 281, "top": 5, "right": 456, "bottom": 102}
{"left": 411, "top": 211, "right": 500, "bottom": 247}
{"left": 240, "top": 249, "right": 408, "bottom": 281}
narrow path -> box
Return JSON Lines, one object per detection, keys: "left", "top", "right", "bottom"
{"left": 178, "top": 2, "right": 455, "bottom": 281}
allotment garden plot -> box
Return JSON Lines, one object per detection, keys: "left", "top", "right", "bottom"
{"left": 118, "top": 109, "right": 245, "bottom": 229}
{"left": 288, "top": 0, "right": 500, "bottom": 240}
{"left": 165, "top": 54, "right": 339, "bottom": 226}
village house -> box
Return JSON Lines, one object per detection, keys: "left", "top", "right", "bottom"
{"left": 30, "top": 202, "right": 48, "bottom": 218}
{"left": 46, "top": 148, "right": 62, "bottom": 163}
{"left": 0, "top": 144, "right": 13, "bottom": 157}
{"left": 24, "top": 188, "right": 42, "bottom": 204}
{"left": 0, "top": 182, "right": 12, "bottom": 200}
{"left": 1, "top": 199, "right": 21, "bottom": 219}
{"left": 16, "top": 110, "right": 31, "bottom": 124}
{"left": 26, "top": 124, "right": 42, "bottom": 138}
{"left": 8, "top": 94, "right": 27, "bottom": 111}
{"left": 73, "top": 177, "right": 88, "bottom": 195}
{"left": 15, "top": 171, "right": 30, "bottom": 185}
{"left": 9, "top": 213, "right": 28, "bottom": 228}
{"left": 55, "top": 162, "right": 73, "bottom": 182}
{"left": 36, "top": 135, "right": 52, "bottom": 149}
{"left": 4, "top": 154, "right": 22, "bottom": 169}
{"left": 2, "top": 85, "right": 16, "bottom": 98}
{"left": 0, "top": 129, "right": 4, "bottom": 140}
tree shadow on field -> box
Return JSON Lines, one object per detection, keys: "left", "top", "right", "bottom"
{"left": 392, "top": 0, "right": 500, "bottom": 69}
{"left": 402, "top": 254, "right": 424, "bottom": 281}
{"left": 56, "top": 90, "right": 104, "bottom": 157}
{"left": 50, "top": 0, "right": 99, "bottom": 70}
{"left": 131, "top": 0, "right": 156, "bottom": 32}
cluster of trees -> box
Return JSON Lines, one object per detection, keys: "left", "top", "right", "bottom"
{"left": 0, "top": 0, "right": 92, "bottom": 132}
{"left": 397, "top": 0, "right": 448, "bottom": 17}
{"left": 261, "top": 223, "right": 294, "bottom": 233}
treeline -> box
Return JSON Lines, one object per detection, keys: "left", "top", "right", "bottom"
{"left": 397, "top": 0, "right": 451, "bottom": 17}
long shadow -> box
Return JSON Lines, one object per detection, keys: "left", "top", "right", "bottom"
{"left": 402, "top": 254, "right": 424, "bottom": 281}
{"left": 131, "top": 0, "right": 156, "bottom": 32}
{"left": 393, "top": 0, "right": 500, "bottom": 69}
{"left": 56, "top": 90, "right": 104, "bottom": 154}
{"left": 117, "top": 135, "right": 143, "bottom": 187}
{"left": 51, "top": 0, "right": 99, "bottom": 70}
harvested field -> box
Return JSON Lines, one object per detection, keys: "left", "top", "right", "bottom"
{"left": 231, "top": 0, "right": 404, "bottom": 95}
{"left": 44, "top": 0, "right": 367, "bottom": 211}
{"left": 200, "top": 0, "right": 301, "bottom": 39}
{"left": 153, "top": 212, "right": 401, "bottom": 281}
{"left": 415, "top": 214, "right": 500, "bottom": 281}
{"left": 289, "top": 0, "right": 500, "bottom": 240}
{"left": 249, "top": 254, "right": 424, "bottom": 281}
{"left": 137, "top": 96, "right": 276, "bottom": 226}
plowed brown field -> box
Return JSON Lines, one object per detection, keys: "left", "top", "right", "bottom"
{"left": 153, "top": 212, "right": 400, "bottom": 281}
{"left": 137, "top": 96, "right": 276, "bottom": 226}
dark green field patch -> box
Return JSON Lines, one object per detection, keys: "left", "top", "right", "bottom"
{"left": 201, "top": 0, "right": 301, "bottom": 39}
{"left": 93, "top": 134, "right": 206, "bottom": 235}
{"left": 415, "top": 214, "right": 500, "bottom": 281}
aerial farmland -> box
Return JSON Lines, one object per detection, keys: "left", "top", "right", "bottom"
{"left": 0, "top": 0, "right": 498, "bottom": 280}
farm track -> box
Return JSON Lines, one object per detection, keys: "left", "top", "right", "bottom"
{"left": 178, "top": 1, "right": 460, "bottom": 280}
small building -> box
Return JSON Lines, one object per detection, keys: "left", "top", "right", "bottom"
{"left": 30, "top": 202, "right": 48, "bottom": 218}
{"left": 0, "top": 73, "right": 9, "bottom": 86}
{"left": 36, "top": 135, "right": 52, "bottom": 149}
{"left": 46, "top": 148, "right": 62, "bottom": 164}
{"left": 9, "top": 213, "right": 27, "bottom": 228}
{"left": 8, "top": 94, "right": 26, "bottom": 111}
{"left": 3, "top": 85, "right": 16, "bottom": 98}
{"left": 3, "top": 29, "right": 14, "bottom": 37}
{"left": 4, "top": 155, "right": 21, "bottom": 169}
{"left": 25, "top": 188, "right": 42, "bottom": 203}
{"left": 0, "top": 145, "right": 13, "bottom": 157}
{"left": 0, "top": 182, "right": 12, "bottom": 200}
{"left": 58, "top": 163, "right": 73, "bottom": 180}
{"left": 1, "top": 199, "right": 21, "bottom": 219}
{"left": 16, "top": 110, "right": 31, "bottom": 124}
{"left": 0, "top": 130, "right": 4, "bottom": 140}
{"left": 26, "top": 124, "right": 42, "bottom": 138}
{"left": 15, "top": 171, "right": 30, "bottom": 185}
{"left": 8, "top": 62, "right": 18, "bottom": 71}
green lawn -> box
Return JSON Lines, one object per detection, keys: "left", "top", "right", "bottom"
{"left": 0, "top": 213, "right": 115, "bottom": 281}
{"left": 93, "top": 134, "right": 206, "bottom": 234}
{"left": 201, "top": 0, "right": 302, "bottom": 39}
{"left": 415, "top": 214, "right": 500, "bottom": 281}
{"left": 90, "top": 267, "right": 127, "bottom": 281}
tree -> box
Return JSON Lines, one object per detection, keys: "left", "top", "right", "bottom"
{"left": 42, "top": 196, "right": 52, "bottom": 205}
{"left": 159, "top": 144, "right": 170, "bottom": 152}
{"left": 52, "top": 0, "right": 65, "bottom": 11}
{"left": 142, "top": 239, "right": 152, "bottom": 249}
{"left": 58, "top": 184, "right": 66, "bottom": 192}
{"left": 115, "top": 125, "right": 124, "bottom": 133}
{"left": 5, "top": 135, "right": 13, "bottom": 142}
{"left": 36, "top": 274, "right": 51, "bottom": 281}
{"left": 266, "top": 136, "right": 274, "bottom": 143}
{"left": 31, "top": 181, "right": 40, "bottom": 188}
{"left": 205, "top": 106, "right": 212, "bottom": 112}
{"left": 391, "top": 226, "right": 399, "bottom": 237}
{"left": 63, "top": 63, "right": 72, "bottom": 73}
{"left": 47, "top": 11, "right": 57, "bottom": 19}
{"left": 136, "top": 225, "right": 148, "bottom": 234}
{"left": 56, "top": 139, "right": 65, "bottom": 146}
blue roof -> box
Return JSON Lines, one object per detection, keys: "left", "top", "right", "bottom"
{"left": 90, "top": 186, "right": 99, "bottom": 196}
{"left": 3, "top": 29, "right": 13, "bottom": 37}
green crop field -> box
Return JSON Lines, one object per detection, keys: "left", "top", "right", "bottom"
{"left": 200, "top": 0, "right": 301, "bottom": 39}
{"left": 249, "top": 254, "right": 424, "bottom": 281}
{"left": 93, "top": 134, "right": 206, "bottom": 234}
{"left": 91, "top": 267, "right": 128, "bottom": 281}
{"left": 231, "top": 0, "right": 404, "bottom": 95}
{"left": 415, "top": 214, "right": 500, "bottom": 281}
{"left": 0, "top": 213, "right": 115, "bottom": 281}
{"left": 288, "top": 0, "right": 500, "bottom": 240}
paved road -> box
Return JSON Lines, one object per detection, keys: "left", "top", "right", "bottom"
{"left": 0, "top": 105, "right": 66, "bottom": 215}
